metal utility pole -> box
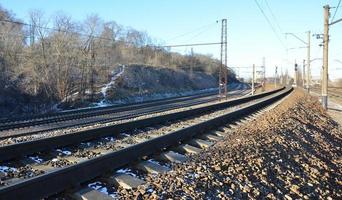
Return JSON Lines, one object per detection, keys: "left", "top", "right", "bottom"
{"left": 219, "top": 19, "right": 228, "bottom": 99}
{"left": 190, "top": 48, "right": 194, "bottom": 79}
{"left": 252, "top": 64, "right": 255, "bottom": 95}
{"left": 274, "top": 66, "right": 278, "bottom": 89}
{"left": 285, "top": 68, "right": 288, "bottom": 85}
{"left": 306, "top": 31, "right": 311, "bottom": 92}
{"left": 302, "top": 60, "right": 306, "bottom": 88}
{"left": 284, "top": 31, "right": 311, "bottom": 91}
{"left": 280, "top": 66, "right": 283, "bottom": 86}
{"left": 294, "top": 61, "right": 298, "bottom": 87}
{"left": 262, "top": 57, "right": 266, "bottom": 92}
{"left": 322, "top": 5, "right": 329, "bottom": 109}
{"left": 320, "top": 4, "right": 342, "bottom": 109}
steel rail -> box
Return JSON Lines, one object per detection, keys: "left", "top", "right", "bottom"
{"left": 0, "top": 87, "right": 283, "bottom": 162}
{"left": 0, "top": 94, "right": 219, "bottom": 132}
{"left": 1, "top": 84, "right": 250, "bottom": 125}
{"left": 0, "top": 91, "right": 220, "bottom": 130}
{"left": 0, "top": 90, "right": 218, "bottom": 123}
{"left": 0, "top": 87, "right": 248, "bottom": 131}
{"left": 0, "top": 87, "right": 293, "bottom": 200}
{"left": 0, "top": 95, "right": 222, "bottom": 140}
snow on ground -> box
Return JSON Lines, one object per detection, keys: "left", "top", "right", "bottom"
{"left": 59, "top": 81, "right": 248, "bottom": 112}
{"left": 96, "top": 65, "right": 126, "bottom": 107}
{"left": 29, "top": 156, "right": 44, "bottom": 163}
{"left": 108, "top": 82, "right": 249, "bottom": 105}
{"left": 116, "top": 168, "right": 138, "bottom": 177}
{"left": 88, "top": 181, "right": 118, "bottom": 198}
{"left": 0, "top": 166, "right": 17, "bottom": 175}
{"left": 56, "top": 149, "right": 72, "bottom": 156}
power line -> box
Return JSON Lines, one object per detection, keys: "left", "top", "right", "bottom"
{"left": 332, "top": 0, "right": 342, "bottom": 22}
{"left": 182, "top": 27, "right": 214, "bottom": 44}
{"left": 0, "top": 28, "right": 221, "bottom": 50}
{"left": 166, "top": 22, "right": 217, "bottom": 42}
{"left": 160, "top": 42, "right": 222, "bottom": 48}
{"left": 264, "top": 0, "right": 283, "bottom": 33}
{"left": 253, "top": 0, "right": 287, "bottom": 49}
{"left": 0, "top": 18, "right": 221, "bottom": 50}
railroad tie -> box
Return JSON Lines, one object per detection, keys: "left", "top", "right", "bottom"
{"left": 227, "top": 123, "right": 239, "bottom": 129}
{"left": 1, "top": 177, "right": 23, "bottom": 186}
{"left": 238, "top": 119, "right": 249, "bottom": 124}
{"left": 108, "top": 174, "right": 146, "bottom": 189}
{"left": 91, "top": 148, "right": 113, "bottom": 155}
{"left": 135, "top": 161, "right": 170, "bottom": 174}
{"left": 71, "top": 187, "right": 113, "bottom": 200}
{"left": 156, "top": 151, "right": 187, "bottom": 163}
{"left": 175, "top": 144, "right": 202, "bottom": 154}
{"left": 199, "top": 134, "right": 223, "bottom": 142}
{"left": 66, "top": 156, "right": 87, "bottom": 163}
{"left": 245, "top": 116, "right": 256, "bottom": 120}
{"left": 188, "top": 138, "right": 213, "bottom": 149}
{"left": 217, "top": 126, "right": 226, "bottom": 132}
{"left": 31, "top": 164, "right": 55, "bottom": 172}
{"left": 210, "top": 130, "right": 226, "bottom": 137}
{"left": 0, "top": 172, "right": 6, "bottom": 179}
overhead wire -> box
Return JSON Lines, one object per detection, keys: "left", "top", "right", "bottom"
{"left": 264, "top": 0, "right": 283, "bottom": 33}
{"left": 166, "top": 22, "right": 217, "bottom": 41}
{"left": 0, "top": 18, "right": 221, "bottom": 49}
{"left": 181, "top": 27, "right": 214, "bottom": 44}
{"left": 331, "top": 0, "right": 342, "bottom": 22}
{"left": 253, "top": 0, "right": 287, "bottom": 50}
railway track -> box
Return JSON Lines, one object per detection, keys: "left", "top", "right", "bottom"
{"left": 311, "top": 87, "right": 342, "bottom": 98}
{"left": 0, "top": 92, "right": 217, "bottom": 130}
{"left": 1, "top": 83, "right": 249, "bottom": 126}
{"left": 0, "top": 87, "right": 249, "bottom": 138}
{"left": 0, "top": 87, "right": 292, "bottom": 199}
{"left": 0, "top": 91, "right": 216, "bottom": 127}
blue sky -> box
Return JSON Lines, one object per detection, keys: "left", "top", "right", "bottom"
{"left": 1, "top": 0, "right": 341, "bottom": 80}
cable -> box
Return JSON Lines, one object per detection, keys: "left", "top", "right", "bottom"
{"left": 332, "top": 0, "right": 342, "bottom": 22}
{"left": 166, "top": 22, "right": 217, "bottom": 42}
{"left": 0, "top": 18, "right": 220, "bottom": 49}
{"left": 182, "top": 27, "right": 213, "bottom": 44}
{"left": 160, "top": 42, "right": 222, "bottom": 48}
{"left": 264, "top": 0, "right": 283, "bottom": 33}
{"left": 253, "top": 0, "right": 287, "bottom": 49}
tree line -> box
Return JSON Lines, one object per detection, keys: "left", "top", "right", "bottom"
{"left": 0, "top": 5, "right": 234, "bottom": 104}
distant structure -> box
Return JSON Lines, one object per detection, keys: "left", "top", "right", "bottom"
{"left": 294, "top": 62, "right": 298, "bottom": 87}
{"left": 219, "top": 19, "right": 228, "bottom": 99}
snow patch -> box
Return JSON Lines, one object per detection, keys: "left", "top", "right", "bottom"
{"left": 147, "top": 188, "right": 154, "bottom": 193}
{"left": 104, "top": 136, "right": 115, "bottom": 142}
{"left": 56, "top": 149, "right": 72, "bottom": 156}
{"left": 88, "top": 181, "right": 118, "bottom": 198}
{"left": 120, "top": 133, "right": 130, "bottom": 137}
{"left": 108, "top": 82, "right": 246, "bottom": 105}
{"left": 0, "top": 166, "right": 17, "bottom": 174}
{"left": 96, "top": 65, "right": 126, "bottom": 107}
{"left": 116, "top": 168, "right": 137, "bottom": 177}
{"left": 148, "top": 159, "right": 161, "bottom": 165}
{"left": 29, "top": 156, "right": 44, "bottom": 163}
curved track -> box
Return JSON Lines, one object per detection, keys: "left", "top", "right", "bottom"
{"left": 0, "top": 86, "right": 250, "bottom": 139}
{"left": 0, "top": 87, "right": 292, "bottom": 199}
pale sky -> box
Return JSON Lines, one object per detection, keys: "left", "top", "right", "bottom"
{"left": 1, "top": 0, "right": 341, "bottom": 80}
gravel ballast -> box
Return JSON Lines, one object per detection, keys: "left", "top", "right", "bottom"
{"left": 118, "top": 89, "right": 342, "bottom": 199}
